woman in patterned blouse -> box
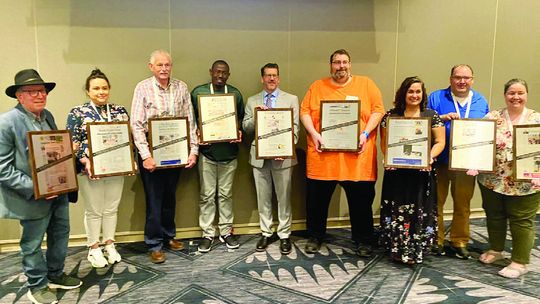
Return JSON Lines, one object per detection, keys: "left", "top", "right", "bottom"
{"left": 470, "top": 79, "right": 540, "bottom": 278}
{"left": 66, "top": 69, "right": 129, "bottom": 268}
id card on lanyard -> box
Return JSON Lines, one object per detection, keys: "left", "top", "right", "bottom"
{"left": 90, "top": 101, "right": 110, "bottom": 122}
{"left": 452, "top": 97, "right": 471, "bottom": 119}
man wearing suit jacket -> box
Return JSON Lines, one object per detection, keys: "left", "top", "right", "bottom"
{"left": 242, "top": 63, "right": 299, "bottom": 255}
{"left": 0, "top": 69, "right": 81, "bottom": 304}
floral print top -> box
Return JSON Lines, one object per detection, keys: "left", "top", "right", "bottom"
{"left": 66, "top": 102, "right": 129, "bottom": 169}
{"left": 478, "top": 108, "right": 540, "bottom": 196}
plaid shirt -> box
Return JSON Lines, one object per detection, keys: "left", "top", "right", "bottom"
{"left": 130, "top": 76, "right": 198, "bottom": 159}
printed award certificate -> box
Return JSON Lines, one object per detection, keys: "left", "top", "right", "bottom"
{"left": 198, "top": 93, "right": 239, "bottom": 143}
{"left": 255, "top": 108, "right": 295, "bottom": 159}
{"left": 319, "top": 100, "right": 359, "bottom": 152}
{"left": 148, "top": 117, "right": 190, "bottom": 169}
{"left": 449, "top": 119, "right": 496, "bottom": 172}
{"left": 384, "top": 117, "right": 431, "bottom": 169}
{"left": 86, "top": 121, "right": 136, "bottom": 178}
{"left": 27, "top": 130, "right": 78, "bottom": 199}
{"left": 513, "top": 124, "right": 540, "bottom": 181}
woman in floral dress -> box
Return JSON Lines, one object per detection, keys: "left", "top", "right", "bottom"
{"left": 379, "top": 76, "right": 445, "bottom": 264}
{"left": 66, "top": 69, "right": 130, "bottom": 268}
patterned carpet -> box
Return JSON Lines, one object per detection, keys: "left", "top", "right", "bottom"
{"left": 1, "top": 217, "right": 539, "bottom": 303}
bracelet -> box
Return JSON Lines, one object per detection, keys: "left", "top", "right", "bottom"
{"left": 361, "top": 130, "right": 369, "bottom": 139}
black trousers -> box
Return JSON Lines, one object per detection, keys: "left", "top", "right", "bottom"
{"left": 306, "top": 178, "right": 375, "bottom": 245}
{"left": 138, "top": 155, "right": 182, "bottom": 251}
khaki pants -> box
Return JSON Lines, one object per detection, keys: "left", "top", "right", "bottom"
{"left": 436, "top": 164, "right": 475, "bottom": 247}
{"left": 198, "top": 155, "right": 237, "bottom": 237}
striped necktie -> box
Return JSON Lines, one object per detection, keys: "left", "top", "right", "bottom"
{"left": 265, "top": 93, "right": 273, "bottom": 108}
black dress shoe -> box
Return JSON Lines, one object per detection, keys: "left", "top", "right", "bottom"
{"left": 356, "top": 244, "right": 373, "bottom": 257}
{"left": 305, "top": 237, "right": 322, "bottom": 253}
{"left": 256, "top": 236, "right": 270, "bottom": 252}
{"left": 280, "top": 238, "right": 292, "bottom": 255}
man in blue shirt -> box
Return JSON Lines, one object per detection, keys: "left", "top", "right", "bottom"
{"left": 428, "top": 64, "right": 489, "bottom": 259}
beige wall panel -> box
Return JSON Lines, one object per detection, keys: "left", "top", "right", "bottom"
{"left": 395, "top": 0, "right": 496, "bottom": 99}
{"left": 491, "top": 0, "right": 540, "bottom": 109}
{"left": 0, "top": 0, "right": 38, "bottom": 115}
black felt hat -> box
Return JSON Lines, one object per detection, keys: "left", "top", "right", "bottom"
{"left": 5, "top": 69, "right": 56, "bottom": 98}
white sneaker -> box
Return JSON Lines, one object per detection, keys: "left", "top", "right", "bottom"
{"left": 87, "top": 247, "right": 108, "bottom": 268}
{"left": 104, "top": 243, "right": 122, "bottom": 264}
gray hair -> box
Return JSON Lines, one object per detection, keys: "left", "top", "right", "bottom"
{"left": 504, "top": 78, "right": 528, "bottom": 94}
{"left": 149, "top": 49, "right": 172, "bottom": 65}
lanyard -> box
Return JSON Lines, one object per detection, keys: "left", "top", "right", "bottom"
{"left": 90, "top": 101, "right": 110, "bottom": 122}
{"left": 153, "top": 77, "right": 175, "bottom": 116}
{"left": 452, "top": 94, "right": 471, "bottom": 119}
{"left": 209, "top": 84, "right": 228, "bottom": 94}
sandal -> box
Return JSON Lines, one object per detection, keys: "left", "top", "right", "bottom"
{"left": 498, "top": 263, "right": 528, "bottom": 279}
{"left": 479, "top": 250, "right": 504, "bottom": 264}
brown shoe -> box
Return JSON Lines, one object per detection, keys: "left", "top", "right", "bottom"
{"left": 167, "top": 239, "right": 184, "bottom": 251}
{"left": 150, "top": 250, "right": 166, "bottom": 264}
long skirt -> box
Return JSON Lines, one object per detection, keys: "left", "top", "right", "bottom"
{"left": 379, "top": 168, "right": 438, "bottom": 264}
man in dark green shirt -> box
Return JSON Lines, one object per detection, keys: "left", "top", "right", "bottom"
{"left": 191, "top": 60, "right": 244, "bottom": 253}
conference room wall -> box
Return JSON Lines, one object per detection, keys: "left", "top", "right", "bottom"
{"left": 0, "top": 0, "right": 537, "bottom": 247}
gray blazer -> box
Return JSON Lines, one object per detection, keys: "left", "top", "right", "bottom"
{"left": 242, "top": 89, "right": 299, "bottom": 169}
{"left": 0, "top": 103, "right": 66, "bottom": 220}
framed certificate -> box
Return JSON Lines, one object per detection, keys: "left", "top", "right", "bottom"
{"left": 449, "top": 119, "right": 496, "bottom": 172}
{"left": 255, "top": 108, "right": 295, "bottom": 159}
{"left": 148, "top": 117, "right": 190, "bottom": 169}
{"left": 319, "top": 100, "right": 359, "bottom": 152}
{"left": 27, "top": 130, "right": 78, "bottom": 199}
{"left": 86, "top": 121, "right": 136, "bottom": 178}
{"left": 513, "top": 124, "right": 540, "bottom": 181}
{"left": 384, "top": 117, "right": 431, "bottom": 169}
{"left": 197, "top": 93, "right": 239, "bottom": 143}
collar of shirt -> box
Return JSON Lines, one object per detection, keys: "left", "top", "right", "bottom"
{"left": 153, "top": 77, "right": 172, "bottom": 91}
{"left": 264, "top": 88, "right": 280, "bottom": 106}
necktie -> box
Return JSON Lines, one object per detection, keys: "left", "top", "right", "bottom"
{"left": 265, "top": 93, "right": 273, "bottom": 108}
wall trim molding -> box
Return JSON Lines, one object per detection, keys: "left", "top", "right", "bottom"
{"left": 0, "top": 208, "right": 490, "bottom": 253}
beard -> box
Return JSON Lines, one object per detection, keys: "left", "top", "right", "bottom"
{"left": 332, "top": 70, "right": 350, "bottom": 81}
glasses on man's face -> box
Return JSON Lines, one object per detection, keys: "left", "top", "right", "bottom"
{"left": 21, "top": 89, "right": 47, "bottom": 97}
{"left": 451, "top": 76, "right": 473, "bottom": 82}
{"left": 264, "top": 74, "right": 279, "bottom": 79}
{"left": 332, "top": 60, "right": 350, "bottom": 65}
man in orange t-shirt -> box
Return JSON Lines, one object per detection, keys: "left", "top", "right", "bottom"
{"left": 300, "top": 49, "right": 385, "bottom": 257}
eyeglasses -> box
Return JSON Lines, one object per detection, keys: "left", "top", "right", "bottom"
{"left": 332, "top": 60, "right": 350, "bottom": 65}
{"left": 21, "top": 89, "right": 47, "bottom": 97}
{"left": 451, "top": 76, "right": 473, "bottom": 81}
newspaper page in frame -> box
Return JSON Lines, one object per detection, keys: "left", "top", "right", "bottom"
{"left": 385, "top": 117, "right": 431, "bottom": 169}
{"left": 27, "top": 130, "right": 78, "bottom": 199}
{"left": 320, "top": 100, "right": 359, "bottom": 152}
{"left": 87, "top": 122, "right": 135, "bottom": 178}
{"left": 198, "top": 93, "right": 238, "bottom": 143}
{"left": 513, "top": 124, "right": 540, "bottom": 180}
{"left": 148, "top": 117, "right": 190, "bottom": 168}
{"left": 255, "top": 108, "right": 294, "bottom": 159}
{"left": 449, "top": 119, "right": 496, "bottom": 172}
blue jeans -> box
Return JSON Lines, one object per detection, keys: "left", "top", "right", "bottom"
{"left": 138, "top": 155, "right": 182, "bottom": 252}
{"left": 19, "top": 197, "right": 70, "bottom": 290}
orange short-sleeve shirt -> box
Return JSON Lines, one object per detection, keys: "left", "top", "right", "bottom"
{"left": 300, "top": 75, "right": 384, "bottom": 181}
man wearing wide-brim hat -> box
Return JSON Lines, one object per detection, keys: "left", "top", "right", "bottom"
{"left": 0, "top": 69, "right": 82, "bottom": 304}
